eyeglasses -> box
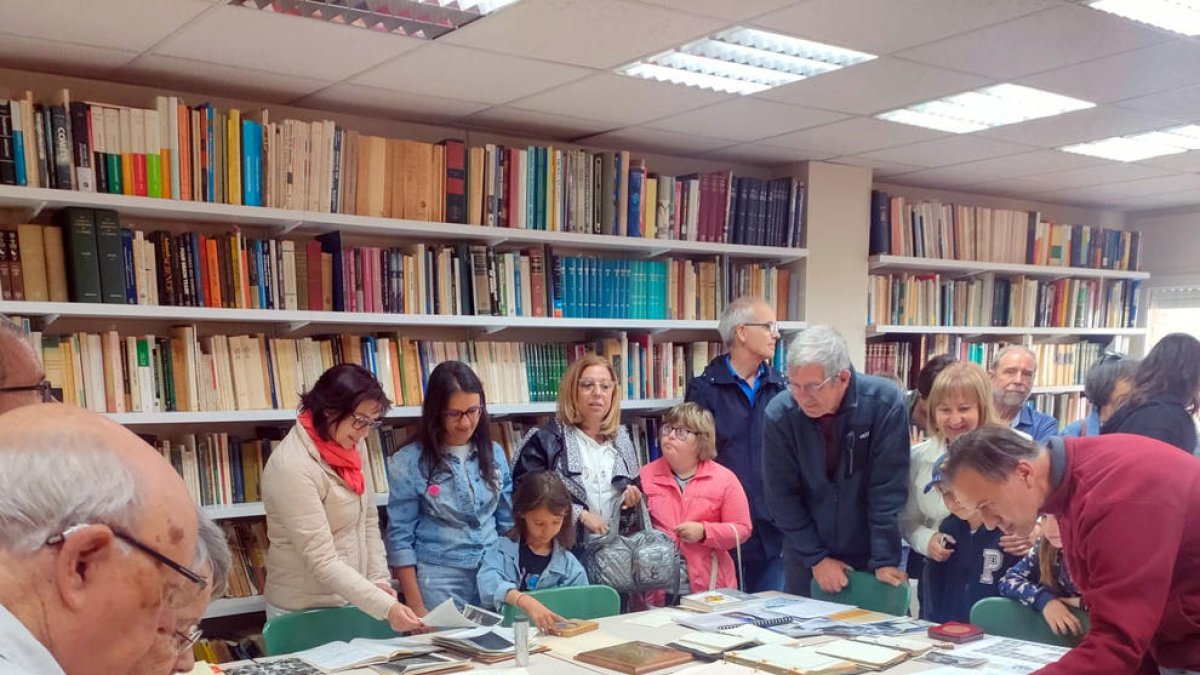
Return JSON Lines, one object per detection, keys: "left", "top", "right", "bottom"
{"left": 0, "top": 379, "right": 56, "bottom": 402}
{"left": 1097, "top": 350, "right": 1126, "bottom": 364}
{"left": 578, "top": 379, "right": 615, "bottom": 393}
{"left": 442, "top": 406, "right": 484, "bottom": 422}
{"left": 46, "top": 524, "right": 208, "bottom": 598}
{"left": 350, "top": 412, "right": 384, "bottom": 430}
{"left": 174, "top": 626, "right": 203, "bottom": 655}
{"left": 659, "top": 424, "right": 696, "bottom": 441}
{"left": 789, "top": 375, "right": 835, "bottom": 397}
{"left": 743, "top": 321, "right": 779, "bottom": 335}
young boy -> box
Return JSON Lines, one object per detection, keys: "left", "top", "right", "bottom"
{"left": 921, "top": 455, "right": 1021, "bottom": 624}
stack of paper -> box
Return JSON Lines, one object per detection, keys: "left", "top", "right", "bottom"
{"left": 296, "top": 639, "right": 439, "bottom": 673}
{"left": 724, "top": 644, "right": 859, "bottom": 675}
{"left": 431, "top": 627, "right": 529, "bottom": 658}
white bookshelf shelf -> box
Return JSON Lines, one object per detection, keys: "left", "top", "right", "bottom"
{"left": 869, "top": 254, "right": 1150, "bottom": 281}
{"left": 106, "top": 397, "right": 683, "bottom": 426}
{"left": 201, "top": 494, "right": 388, "bottom": 521}
{"left": 0, "top": 301, "right": 806, "bottom": 337}
{"left": 204, "top": 595, "right": 266, "bottom": 620}
{"left": 867, "top": 325, "right": 1146, "bottom": 337}
{"left": 1032, "top": 384, "right": 1085, "bottom": 395}
{"left": 0, "top": 184, "right": 807, "bottom": 263}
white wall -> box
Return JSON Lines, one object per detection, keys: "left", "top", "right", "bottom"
{"left": 1128, "top": 207, "right": 1200, "bottom": 289}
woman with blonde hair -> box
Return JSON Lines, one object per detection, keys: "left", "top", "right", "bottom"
{"left": 512, "top": 354, "right": 642, "bottom": 547}
{"left": 641, "top": 402, "right": 752, "bottom": 593}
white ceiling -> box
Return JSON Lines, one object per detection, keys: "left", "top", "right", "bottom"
{"left": 3, "top": 0, "right": 1200, "bottom": 212}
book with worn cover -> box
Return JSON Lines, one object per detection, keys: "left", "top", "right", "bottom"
{"left": 295, "top": 638, "right": 438, "bottom": 672}
{"left": 813, "top": 638, "right": 909, "bottom": 669}
{"left": 575, "top": 641, "right": 693, "bottom": 675}
{"left": 680, "top": 588, "right": 759, "bottom": 613}
{"left": 723, "top": 644, "right": 859, "bottom": 675}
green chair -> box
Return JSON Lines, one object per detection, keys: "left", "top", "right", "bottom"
{"left": 810, "top": 570, "right": 912, "bottom": 617}
{"left": 263, "top": 605, "right": 401, "bottom": 655}
{"left": 970, "top": 597, "right": 1089, "bottom": 648}
{"left": 500, "top": 584, "right": 622, "bottom": 626}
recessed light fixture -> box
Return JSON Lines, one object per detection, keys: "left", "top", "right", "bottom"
{"left": 1060, "top": 125, "right": 1200, "bottom": 161}
{"left": 616, "top": 27, "right": 876, "bottom": 95}
{"left": 222, "top": 0, "right": 520, "bottom": 40}
{"left": 876, "top": 84, "right": 1095, "bottom": 133}
{"left": 1085, "top": 0, "right": 1200, "bottom": 37}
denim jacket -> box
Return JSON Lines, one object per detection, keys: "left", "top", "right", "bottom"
{"left": 476, "top": 536, "right": 589, "bottom": 611}
{"left": 385, "top": 441, "right": 514, "bottom": 570}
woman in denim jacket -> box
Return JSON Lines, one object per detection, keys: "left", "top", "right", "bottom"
{"left": 386, "top": 361, "right": 513, "bottom": 613}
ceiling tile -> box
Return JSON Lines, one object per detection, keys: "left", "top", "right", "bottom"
{"left": 153, "top": 5, "right": 422, "bottom": 81}
{"left": 1138, "top": 150, "right": 1200, "bottom": 173}
{"left": 351, "top": 44, "right": 593, "bottom": 105}
{"left": 643, "top": 99, "right": 846, "bottom": 142}
{"left": 752, "top": 0, "right": 1057, "bottom": 55}
{"left": 440, "top": 0, "right": 724, "bottom": 69}
{"left": 0, "top": 0, "right": 210, "bottom": 52}
{"left": 294, "top": 83, "right": 490, "bottom": 124}
{"left": 120, "top": 55, "right": 332, "bottom": 103}
{"left": 1115, "top": 83, "right": 1200, "bottom": 122}
{"left": 1019, "top": 163, "right": 1174, "bottom": 192}
{"left": 831, "top": 156, "right": 926, "bottom": 178}
{"left": 1019, "top": 40, "right": 1200, "bottom": 105}
{"left": 892, "top": 150, "right": 1107, "bottom": 186}
{"left": 976, "top": 106, "right": 1177, "bottom": 147}
{"left": 633, "top": 0, "right": 796, "bottom": 21}
{"left": 1110, "top": 173, "right": 1200, "bottom": 196}
{"left": 705, "top": 143, "right": 834, "bottom": 165}
{"left": 506, "top": 73, "right": 729, "bottom": 126}
{"left": 0, "top": 35, "right": 139, "bottom": 80}
{"left": 575, "top": 127, "right": 733, "bottom": 155}
{"left": 897, "top": 5, "right": 1171, "bottom": 80}
{"left": 756, "top": 58, "right": 991, "bottom": 115}
{"left": 850, "top": 136, "right": 1035, "bottom": 168}
{"left": 766, "top": 117, "right": 949, "bottom": 155}
{"left": 459, "top": 107, "right": 615, "bottom": 141}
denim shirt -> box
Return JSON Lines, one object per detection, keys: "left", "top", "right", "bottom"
{"left": 385, "top": 441, "right": 514, "bottom": 570}
{"left": 476, "top": 537, "right": 588, "bottom": 611}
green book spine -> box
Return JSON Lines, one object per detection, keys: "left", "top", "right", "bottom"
{"left": 147, "top": 152, "right": 162, "bottom": 198}
{"left": 107, "top": 154, "right": 122, "bottom": 195}
{"left": 54, "top": 207, "right": 102, "bottom": 303}
{"left": 92, "top": 209, "right": 128, "bottom": 304}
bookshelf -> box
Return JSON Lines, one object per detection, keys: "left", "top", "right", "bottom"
{"left": 205, "top": 595, "right": 266, "bottom": 620}
{"left": 201, "top": 494, "right": 389, "bottom": 521}
{"left": 867, "top": 325, "right": 1146, "bottom": 338}
{"left": 869, "top": 254, "right": 1150, "bottom": 281}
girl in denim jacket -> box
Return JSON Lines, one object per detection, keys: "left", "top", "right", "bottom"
{"left": 386, "top": 361, "right": 513, "bottom": 613}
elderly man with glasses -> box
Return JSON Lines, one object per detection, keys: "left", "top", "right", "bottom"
{"left": 0, "top": 403, "right": 201, "bottom": 675}
{"left": 762, "top": 325, "right": 911, "bottom": 598}
{"left": 0, "top": 316, "right": 56, "bottom": 414}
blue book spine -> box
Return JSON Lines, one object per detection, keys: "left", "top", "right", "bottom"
{"left": 627, "top": 166, "right": 643, "bottom": 238}
{"left": 242, "top": 119, "right": 263, "bottom": 207}
{"left": 230, "top": 438, "right": 245, "bottom": 504}
{"left": 121, "top": 228, "right": 137, "bottom": 304}
{"left": 255, "top": 240, "right": 267, "bottom": 309}
{"left": 513, "top": 255, "right": 523, "bottom": 316}
{"left": 12, "top": 128, "right": 27, "bottom": 186}
{"left": 537, "top": 148, "right": 548, "bottom": 231}
{"left": 526, "top": 147, "right": 536, "bottom": 230}
{"left": 364, "top": 336, "right": 378, "bottom": 377}
{"left": 190, "top": 234, "right": 206, "bottom": 308}
{"left": 205, "top": 105, "right": 215, "bottom": 203}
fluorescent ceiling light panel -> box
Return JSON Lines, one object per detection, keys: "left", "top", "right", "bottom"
{"left": 876, "top": 84, "right": 1095, "bottom": 133}
{"left": 616, "top": 27, "right": 875, "bottom": 95}
{"left": 1086, "top": 0, "right": 1200, "bottom": 36}
{"left": 222, "top": 0, "right": 520, "bottom": 40}
{"left": 1060, "top": 124, "right": 1200, "bottom": 161}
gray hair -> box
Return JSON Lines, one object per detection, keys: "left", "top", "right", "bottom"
{"left": 1084, "top": 356, "right": 1140, "bottom": 408}
{"left": 194, "top": 510, "right": 232, "bottom": 597}
{"left": 787, "top": 325, "right": 852, "bottom": 377}
{"left": 990, "top": 344, "right": 1037, "bottom": 373}
{"left": 717, "top": 297, "right": 763, "bottom": 347}
{"left": 0, "top": 429, "right": 142, "bottom": 554}
{"left": 943, "top": 426, "right": 1041, "bottom": 483}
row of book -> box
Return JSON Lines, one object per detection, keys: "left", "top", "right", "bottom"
{"left": 15, "top": 322, "right": 722, "bottom": 414}
{"left": 867, "top": 339, "right": 1105, "bottom": 390}
{"left": 1031, "top": 392, "right": 1087, "bottom": 430}
{"left": 869, "top": 190, "right": 1143, "bottom": 271}
{"left": 215, "top": 519, "right": 267, "bottom": 600}
{"left": 7, "top": 211, "right": 792, "bottom": 322}
{"left": 0, "top": 90, "right": 805, "bottom": 247}
{"left": 867, "top": 273, "right": 1142, "bottom": 329}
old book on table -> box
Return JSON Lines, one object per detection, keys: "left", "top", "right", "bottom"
{"left": 575, "top": 641, "right": 693, "bottom": 675}
{"left": 851, "top": 635, "right": 932, "bottom": 656}
{"left": 296, "top": 637, "right": 438, "bottom": 672}
{"left": 680, "top": 588, "right": 758, "bottom": 613}
{"left": 723, "top": 644, "right": 859, "bottom": 675}
{"left": 813, "top": 639, "right": 909, "bottom": 669}
{"left": 369, "top": 652, "right": 471, "bottom": 675}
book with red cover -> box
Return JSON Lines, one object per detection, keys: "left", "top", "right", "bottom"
{"left": 928, "top": 621, "right": 985, "bottom": 644}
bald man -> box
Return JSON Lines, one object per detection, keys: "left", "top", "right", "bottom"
{"left": 0, "top": 404, "right": 201, "bottom": 675}
{"left": 0, "top": 317, "right": 51, "bottom": 414}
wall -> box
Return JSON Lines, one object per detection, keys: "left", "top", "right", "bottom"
{"left": 1127, "top": 207, "right": 1200, "bottom": 289}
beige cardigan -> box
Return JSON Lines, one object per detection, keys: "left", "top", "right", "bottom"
{"left": 261, "top": 423, "right": 394, "bottom": 620}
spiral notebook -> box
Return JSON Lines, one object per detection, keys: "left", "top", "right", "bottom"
{"left": 677, "top": 609, "right": 794, "bottom": 632}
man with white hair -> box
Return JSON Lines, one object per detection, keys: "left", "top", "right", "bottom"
{"left": 762, "top": 325, "right": 910, "bottom": 597}
{"left": 989, "top": 345, "right": 1059, "bottom": 443}
{"left": 687, "top": 297, "right": 787, "bottom": 591}
{"left": 0, "top": 404, "right": 201, "bottom": 675}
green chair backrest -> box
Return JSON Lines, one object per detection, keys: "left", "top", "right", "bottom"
{"left": 970, "top": 597, "right": 1089, "bottom": 648}
{"left": 499, "top": 585, "right": 621, "bottom": 626}
{"left": 263, "top": 605, "right": 401, "bottom": 656}
{"left": 810, "top": 570, "right": 912, "bottom": 617}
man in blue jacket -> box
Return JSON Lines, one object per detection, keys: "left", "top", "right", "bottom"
{"left": 686, "top": 297, "right": 788, "bottom": 591}
{"left": 763, "top": 325, "right": 910, "bottom": 597}
{"left": 990, "top": 345, "right": 1059, "bottom": 443}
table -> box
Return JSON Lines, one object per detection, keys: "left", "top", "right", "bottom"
{"left": 214, "top": 599, "right": 1066, "bottom": 675}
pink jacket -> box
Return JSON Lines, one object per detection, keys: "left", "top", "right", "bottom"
{"left": 641, "top": 458, "right": 753, "bottom": 593}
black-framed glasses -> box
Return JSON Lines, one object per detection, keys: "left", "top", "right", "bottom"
{"left": 659, "top": 424, "right": 696, "bottom": 441}
{"left": 0, "top": 379, "right": 55, "bottom": 402}
{"left": 46, "top": 524, "right": 208, "bottom": 592}
{"left": 350, "top": 412, "right": 384, "bottom": 430}
{"left": 174, "top": 626, "right": 203, "bottom": 655}
{"left": 743, "top": 321, "right": 779, "bottom": 335}
{"left": 442, "top": 406, "right": 484, "bottom": 422}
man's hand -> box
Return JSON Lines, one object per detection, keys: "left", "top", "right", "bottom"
{"left": 927, "top": 533, "right": 956, "bottom": 562}
{"left": 580, "top": 510, "right": 608, "bottom": 535}
{"left": 1042, "top": 599, "right": 1084, "bottom": 636}
{"left": 622, "top": 485, "right": 643, "bottom": 509}
{"left": 812, "top": 558, "right": 851, "bottom": 594}
{"left": 675, "top": 521, "right": 706, "bottom": 544}
{"left": 874, "top": 565, "right": 908, "bottom": 587}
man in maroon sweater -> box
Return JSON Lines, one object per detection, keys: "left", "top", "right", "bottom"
{"left": 943, "top": 426, "right": 1200, "bottom": 674}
